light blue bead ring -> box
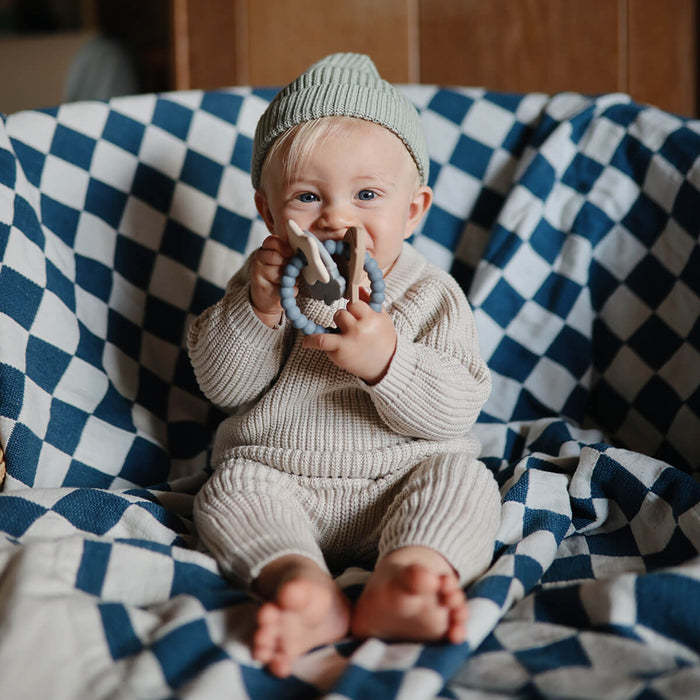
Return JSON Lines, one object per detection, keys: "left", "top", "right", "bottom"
{"left": 279, "top": 239, "right": 385, "bottom": 335}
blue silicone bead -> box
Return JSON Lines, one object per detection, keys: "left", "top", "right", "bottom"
{"left": 367, "top": 266, "right": 383, "bottom": 282}
{"left": 280, "top": 275, "right": 296, "bottom": 288}
{"left": 280, "top": 286, "right": 295, "bottom": 298}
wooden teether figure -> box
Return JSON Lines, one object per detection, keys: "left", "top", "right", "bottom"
{"left": 286, "top": 220, "right": 331, "bottom": 287}
{"left": 343, "top": 226, "right": 366, "bottom": 305}
{"left": 285, "top": 220, "right": 345, "bottom": 306}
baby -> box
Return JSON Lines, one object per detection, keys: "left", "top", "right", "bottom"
{"left": 188, "top": 53, "right": 501, "bottom": 678}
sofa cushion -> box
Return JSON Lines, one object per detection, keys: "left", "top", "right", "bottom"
{"left": 0, "top": 87, "right": 698, "bottom": 491}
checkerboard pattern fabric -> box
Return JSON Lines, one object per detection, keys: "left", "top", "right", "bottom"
{"left": 1, "top": 86, "right": 699, "bottom": 698}
{"left": 462, "top": 93, "right": 700, "bottom": 473}
{"left": 0, "top": 89, "right": 271, "bottom": 490}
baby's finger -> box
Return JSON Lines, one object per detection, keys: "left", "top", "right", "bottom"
{"left": 301, "top": 332, "right": 342, "bottom": 352}
{"left": 261, "top": 234, "right": 291, "bottom": 252}
{"left": 333, "top": 307, "right": 358, "bottom": 332}
{"left": 259, "top": 236, "right": 291, "bottom": 262}
{"left": 254, "top": 247, "right": 286, "bottom": 269}
{"left": 348, "top": 287, "right": 384, "bottom": 318}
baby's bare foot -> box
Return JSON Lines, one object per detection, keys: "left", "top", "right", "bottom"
{"left": 351, "top": 550, "right": 468, "bottom": 644}
{"left": 252, "top": 564, "right": 351, "bottom": 678}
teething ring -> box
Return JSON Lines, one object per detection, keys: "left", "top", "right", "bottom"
{"left": 279, "top": 238, "right": 386, "bottom": 335}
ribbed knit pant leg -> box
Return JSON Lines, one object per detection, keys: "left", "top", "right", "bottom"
{"left": 194, "top": 461, "right": 327, "bottom": 585}
{"left": 378, "top": 453, "right": 501, "bottom": 585}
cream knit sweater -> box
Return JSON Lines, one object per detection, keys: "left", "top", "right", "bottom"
{"left": 188, "top": 243, "right": 499, "bottom": 582}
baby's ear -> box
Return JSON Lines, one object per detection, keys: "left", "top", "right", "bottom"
{"left": 405, "top": 185, "right": 433, "bottom": 239}
{"left": 255, "top": 191, "right": 275, "bottom": 233}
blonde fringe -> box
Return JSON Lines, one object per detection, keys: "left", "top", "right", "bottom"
{"left": 260, "top": 117, "right": 351, "bottom": 188}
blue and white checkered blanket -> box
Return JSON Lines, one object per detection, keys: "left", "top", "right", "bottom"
{"left": 1, "top": 86, "right": 698, "bottom": 699}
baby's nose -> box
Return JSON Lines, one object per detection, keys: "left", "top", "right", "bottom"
{"left": 318, "top": 202, "right": 353, "bottom": 234}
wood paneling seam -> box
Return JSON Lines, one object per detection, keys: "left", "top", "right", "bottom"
{"left": 172, "top": 0, "right": 191, "bottom": 89}
{"left": 619, "top": 0, "right": 628, "bottom": 94}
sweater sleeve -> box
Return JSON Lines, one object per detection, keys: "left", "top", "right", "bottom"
{"left": 366, "top": 272, "right": 491, "bottom": 441}
{"left": 187, "top": 259, "right": 289, "bottom": 409}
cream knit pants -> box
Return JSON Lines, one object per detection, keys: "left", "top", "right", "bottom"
{"left": 195, "top": 452, "right": 501, "bottom": 586}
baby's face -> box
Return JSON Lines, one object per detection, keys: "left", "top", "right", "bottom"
{"left": 256, "top": 119, "right": 431, "bottom": 274}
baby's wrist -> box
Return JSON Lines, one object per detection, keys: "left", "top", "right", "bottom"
{"left": 252, "top": 304, "right": 284, "bottom": 328}
{"left": 249, "top": 291, "right": 284, "bottom": 328}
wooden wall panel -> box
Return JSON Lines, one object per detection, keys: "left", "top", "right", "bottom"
{"left": 172, "top": 0, "right": 242, "bottom": 89}
{"left": 170, "top": 0, "right": 698, "bottom": 116}
{"left": 628, "top": 0, "right": 698, "bottom": 116}
{"left": 245, "top": 0, "right": 415, "bottom": 85}
{"left": 418, "top": 0, "right": 623, "bottom": 95}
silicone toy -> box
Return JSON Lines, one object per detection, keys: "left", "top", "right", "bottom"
{"left": 280, "top": 220, "right": 386, "bottom": 334}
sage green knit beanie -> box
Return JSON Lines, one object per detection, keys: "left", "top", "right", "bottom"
{"left": 251, "top": 52, "right": 429, "bottom": 189}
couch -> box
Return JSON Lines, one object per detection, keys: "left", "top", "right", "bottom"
{"left": 0, "top": 84, "right": 698, "bottom": 698}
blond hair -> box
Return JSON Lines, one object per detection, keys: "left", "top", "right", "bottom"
{"left": 258, "top": 117, "right": 350, "bottom": 190}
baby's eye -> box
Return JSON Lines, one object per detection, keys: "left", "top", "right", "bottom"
{"left": 357, "top": 190, "right": 376, "bottom": 201}
{"left": 297, "top": 192, "right": 319, "bottom": 203}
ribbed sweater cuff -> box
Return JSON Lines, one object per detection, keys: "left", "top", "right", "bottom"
{"left": 227, "top": 285, "right": 286, "bottom": 349}
{"left": 187, "top": 282, "right": 286, "bottom": 407}
{"left": 371, "top": 333, "right": 419, "bottom": 402}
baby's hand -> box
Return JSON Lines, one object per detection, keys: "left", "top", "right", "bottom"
{"left": 302, "top": 288, "right": 397, "bottom": 384}
{"left": 250, "top": 235, "right": 293, "bottom": 327}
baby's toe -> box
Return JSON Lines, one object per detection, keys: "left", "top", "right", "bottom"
{"left": 258, "top": 601, "right": 281, "bottom": 623}
{"left": 451, "top": 601, "right": 468, "bottom": 623}
{"left": 447, "top": 618, "right": 467, "bottom": 644}
{"left": 438, "top": 571, "right": 462, "bottom": 593}
{"left": 446, "top": 596, "right": 468, "bottom": 643}
{"left": 253, "top": 605, "right": 280, "bottom": 658}
{"left": 267, "top": 651, "right": 293, "bottom": 678}
{"left": 442, "top": 587, "right": 466, "bottom": 609}
{"left": 399, "top": 564, "right": 440, "bottom": 595}
{"left": 253, "top": 629, "right": 276, "bottom": 659}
